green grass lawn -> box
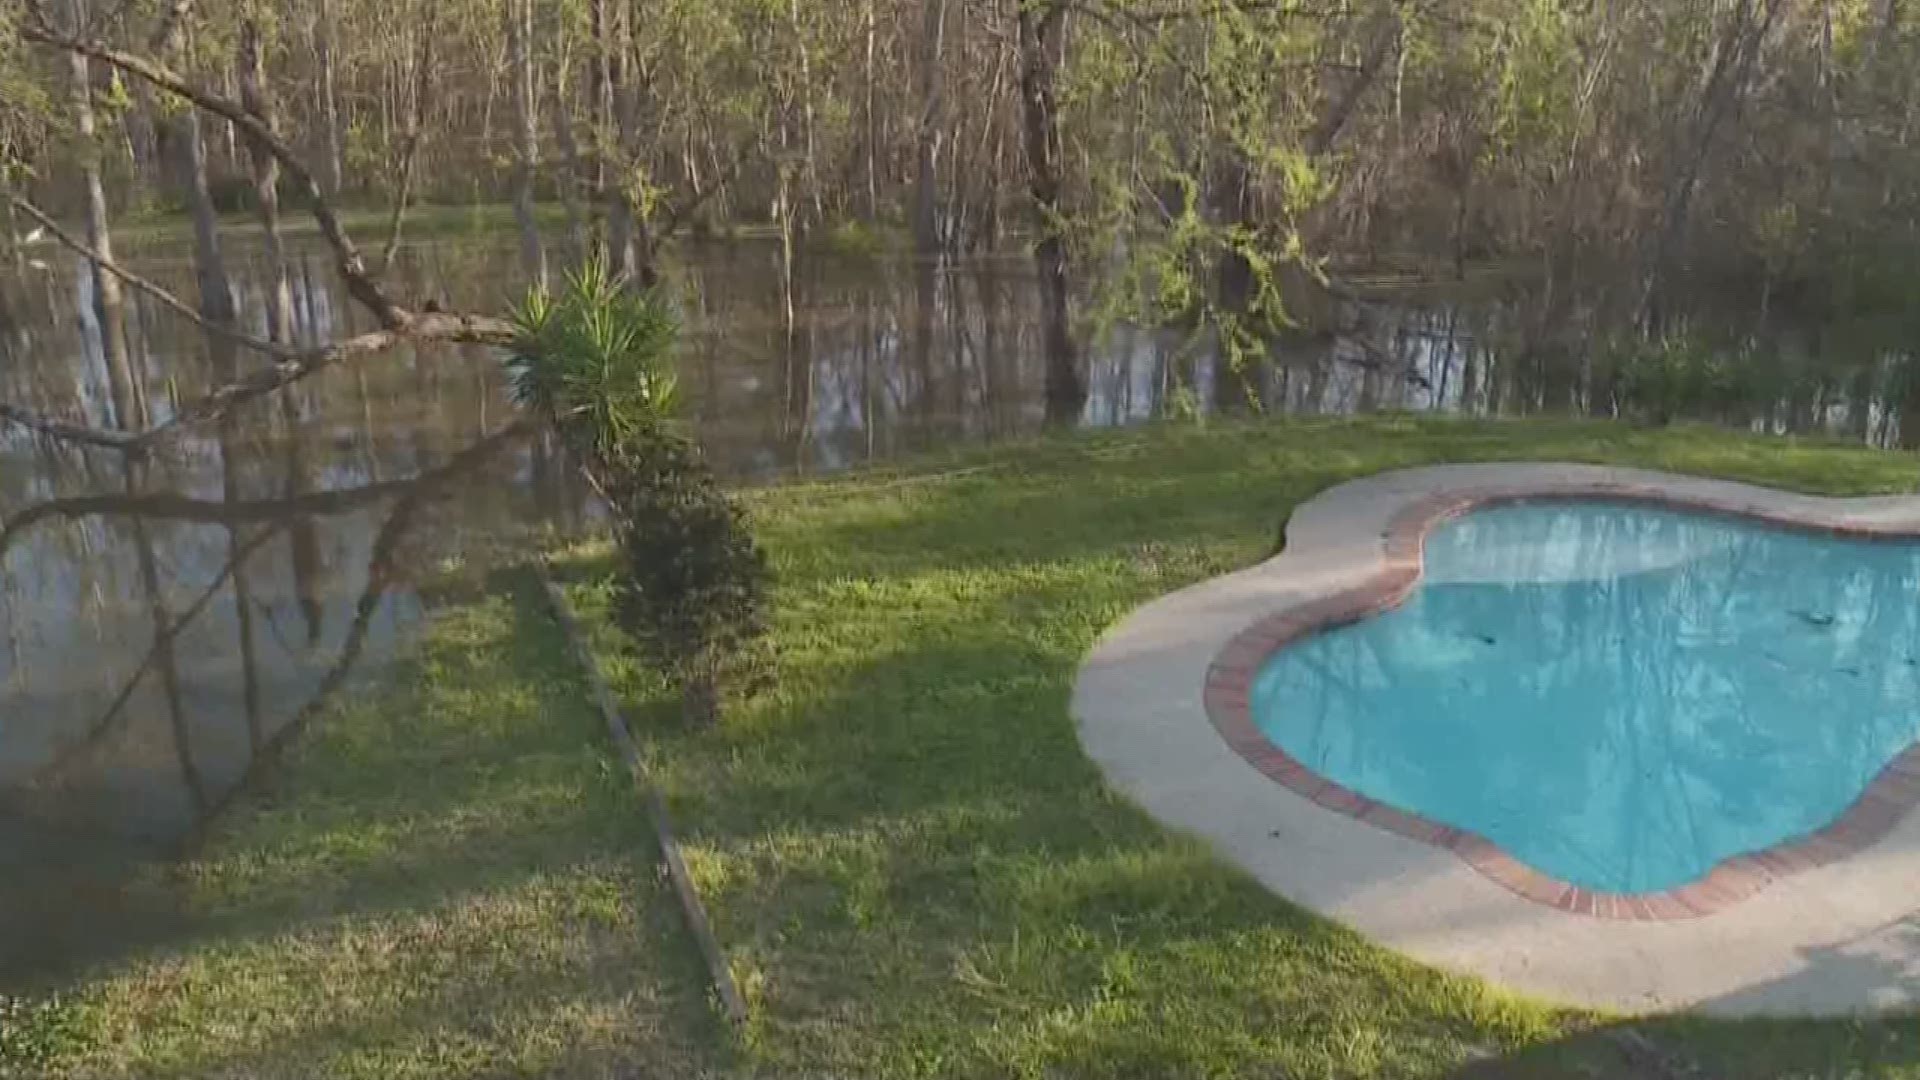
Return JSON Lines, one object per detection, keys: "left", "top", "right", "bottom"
{"left": 13, "top": 417, "right": 1920, "bottom": 1079}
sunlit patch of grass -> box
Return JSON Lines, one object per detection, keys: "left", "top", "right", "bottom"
{"left": 18, "top": 418, "right": 1920, "bottom": 1079}
{"left": 552, "top": 416, "right": 1919, "bottom": 1079}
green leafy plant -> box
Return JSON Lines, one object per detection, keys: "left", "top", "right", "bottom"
{"left": 1611, "top": 333, "right": 1748, "bottom": 426}
{"left": 508, "top": 261, "right": 681, "bottom": 457}
{"left": 510, "top": 262, "right": 768, "bottom": 725}
{"left": 0, "top": 993, "right": 88, "bottom": 1077}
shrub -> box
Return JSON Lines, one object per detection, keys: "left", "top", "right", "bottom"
{"left": 509, "top": 262, "right": 770, "bottom": 725}
{"left": 598, "top": 432, "right": 770, "bottom": 723}
{"left": 1611, "top": 334, "right": 1747, "bottom": 425}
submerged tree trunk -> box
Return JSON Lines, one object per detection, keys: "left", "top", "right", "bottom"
{"left": 172, "top": 109, "right": 234, "bottom": 324}
{"left": 507, "top": 0, "right": 546, "bottom": 289}
{"left": 1015, "top": 0, "right": 1083, "bottom": 424}
{"left": 908, "top": 0, "right": 950, "bottom": 403}
{"left": 603, "top": 3, "right": 657, "bottom": 286}
{"left": 68, "top": 3, "right": 143, "bottom": 429}
{"left": 239, "top": 20, "right": 296, "bottom": 346}
{"left": 150, "top": 0, "right": 233, "bottom": 326}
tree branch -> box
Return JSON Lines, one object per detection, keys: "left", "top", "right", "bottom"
{"left": 18, "top": 21, "right": 410, "bottom": 329}
{"left": 0, "top": 418, "right": 533, "bottom": 557}
{"left": 0, "top": 403, "right": 138, "bottom": 449}
{"left": 150, "top": 312, "right": 516, "bottom": 443}
{"left": 7, "top": 193, "right": 299, "bottom": 360}
{"left": 0, "top": 312, "right": 515, "bottom": 452}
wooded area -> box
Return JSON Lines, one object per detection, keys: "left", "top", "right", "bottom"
{"left": 2, "top": 0, "right": 1919, "bottom": 443}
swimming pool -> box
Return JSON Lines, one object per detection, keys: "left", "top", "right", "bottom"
{"left": 1250, "top": 501, "right": 1920, "bottom": 895}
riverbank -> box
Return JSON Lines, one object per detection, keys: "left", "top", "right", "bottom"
{"left": 11, "top": 417, "right": 1920, "bottom": 1079}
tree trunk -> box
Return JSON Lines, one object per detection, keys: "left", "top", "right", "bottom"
{"left": 910, "top": 0, "right": 948, "bottom": 428}
{"left": 315, "top": 0, "right": 345, "bottom": 197}
{"left": 172, "top": 108, "right": 234, "bottom": 325}
{"left": 1015, "top": 0, "right": 1082, "bottom": 424}
{"left": 550, "top": 93, "right": 593, "bottom": 265}
{"left": 1210, "top": 151, "right": 1255, "bottom": 415}
{"left": 913, "top": 0, "right": 950, "bottom": 254}
{"left": 507, "top": 0, "right": 546, "bottom": 289}
{"left": 239, "top": 20, "right": 296, "bottom": 346}
{"left": 126, "top": 1, "right": 193, "bottom": 190}
{"left": 68, "top": 1, "right": 143, "bottom": 429}
{"left": 863, "top": 0, "right": 879, "bottom": 220}
{"left": 588, "top": 0, "right": 613, "bottom": 199}
{"left": 1640, "top": 0, "right": 1786, "bottom": 337}
{"left": 0, "top": 194, "right": 23, "bottom": 277}
{"left": 603, "top": 3, "right": 655, "bottom": 286}
{"left": 379, "top": 21, "right": 438, "bottom": 272}
{"left": 149, "top": 0, "right": 234, "bottom": 327}
{"left": 791, "top": 0, "right": 822, "bottom": 221}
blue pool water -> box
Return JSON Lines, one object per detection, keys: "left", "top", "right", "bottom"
{"left": 1250, "top": 502, "right": 1920, "bottom": 894}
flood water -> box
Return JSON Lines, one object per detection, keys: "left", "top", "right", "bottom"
{"left": 0, "top": 227, "right": 1908, "bottom": 968}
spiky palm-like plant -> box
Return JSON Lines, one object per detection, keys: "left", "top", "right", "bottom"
{"left": 507, "top": 260, "right": 681, "bottom": 458}
{"left": 509, "top": 263, "right": 768, "bottom": 725}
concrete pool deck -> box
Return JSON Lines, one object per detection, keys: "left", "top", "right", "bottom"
{"left": 1073, "top": 463, "right": 1920, "bottom": 1017}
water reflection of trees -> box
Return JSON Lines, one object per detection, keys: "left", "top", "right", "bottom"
{"left": 0, "top": 247, "right": 574, "bottom": 864}
{"left": 0, "top": 416, "right": 542, "bottom": 851}
{"left": 1261, "top": 506, "right": 1920, "bottom": 893}
{"left": 12, "top": 235, "right": 1917, "bottom": 487}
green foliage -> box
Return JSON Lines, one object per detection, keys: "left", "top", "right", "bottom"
{"left": 20, "top": 423, "right": 1920, "bottom": 1078}
{"left": 0, "top": 993, "right": 89, "bottom": 1077}
{"left": 509, "top": 261, "right": 682, "bottom": 458}
{"left": 598, "top": 431, "right": 771, "bottom": 721}
{"left": 821, "top": 217, "right": 890, "bottom": 259}
{"left": 509, "top": 262, "right": 767, "bottom": 723}
{"left": 1611, "top": 335, "right": 1753, "bottom": 425}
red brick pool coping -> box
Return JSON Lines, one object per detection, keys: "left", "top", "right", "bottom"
{"left": 1203, "top": 480, "right": 1920, "bottom": 922}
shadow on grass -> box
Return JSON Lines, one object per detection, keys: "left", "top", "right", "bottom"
{"left": 542, "top": 428, "right": 1553, "bottom": 1075}
{"left": 4, "top": 568, "right": 728, "bottom": 1078}
{"left": 1451, "top": 925, "right": 1920, "bottom": 1079}
{"left": 550, "top": 418, "right": 1920, "bottom": 1076}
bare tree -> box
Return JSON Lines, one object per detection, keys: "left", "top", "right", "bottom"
{"left": 1014, "top": 0, "right": 1082, "bottom": 423}
{"left": 64, "top": 0, "right": 143, "bottom": 428}
{"left": 4, "top": 15, "right": 513, "bottom": 452}
{"left": 506, "top": 0, "right": 545, "bottom": 289}
{"left": 313, "top": 0, "right": 344, "bottom": 197}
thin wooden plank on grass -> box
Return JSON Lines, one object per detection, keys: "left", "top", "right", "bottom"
{"left": 533, "top": 561, "right": 750, "bottom": 1028}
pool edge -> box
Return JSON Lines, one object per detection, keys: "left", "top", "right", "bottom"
{"left": 1203, "top": 479, "right": 1920, "bottom": 923}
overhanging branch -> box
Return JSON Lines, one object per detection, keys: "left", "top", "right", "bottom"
{"left": 0, "top": 313, "right": 516, "bottom": 453}
{"left": 18, "top": 20, "right": 410, "bottom": 329}
{"left": 8, "top": 193, "right": 298, "bottom": 360}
